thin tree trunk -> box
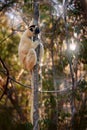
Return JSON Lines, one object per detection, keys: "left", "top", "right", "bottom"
{"left": 80, "top": 0, "right": 87, "bottom": 18}
{"left": 63, "top": 1, "right": 76, "bottom": 130}
{"left": 32, "top": 1, "right": 40, "bottom": 130}
{"left": 51, "top": 47, "right": 58, "bottom": 130}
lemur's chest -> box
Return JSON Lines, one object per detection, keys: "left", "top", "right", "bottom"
{"left": 21, "top": 37, "right": 32, "bottom": 46}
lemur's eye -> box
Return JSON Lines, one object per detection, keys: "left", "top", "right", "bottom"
{"left": 30, "top": 28, "right": 33, "bottom": 32}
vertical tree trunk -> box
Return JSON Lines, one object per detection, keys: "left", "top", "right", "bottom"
{"left": 63, "top": 1, "right": 76, "bottom": 130}
{"left": 32, "top": 1, "right": 40, "bottom": 130}
{"left": 80, "top": 0, "right": 87, "bottom": 18}
{"left": 51, "top": 48, "right": 58, "bottom": 130}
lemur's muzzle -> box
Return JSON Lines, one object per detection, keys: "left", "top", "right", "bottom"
{"left": 35, "top": 27, "right": 40, "bottom": 34}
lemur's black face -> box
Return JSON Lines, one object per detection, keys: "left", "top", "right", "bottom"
{"left": 29, "top": 25, "right": 40, "bottom": 35}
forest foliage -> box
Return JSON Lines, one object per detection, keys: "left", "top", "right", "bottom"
{"left": 0, "top": 0, "right": 87, "bottom": 130}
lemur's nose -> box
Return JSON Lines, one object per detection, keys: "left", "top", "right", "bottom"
{"left": 35, "top": 27, "right": 40, "bottom": 34}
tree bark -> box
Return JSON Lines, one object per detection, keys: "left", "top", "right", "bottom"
{"left": 51, "top": 47, "right": 58, "bottom": 130}
{"left": 32, "top": 1, "right": 40, "bottom": 130}
{"left": 63, "top": 1, "right": 76, "bottom": 130}
{"left": 80, "top": 0, "right": 87, "bottom": 18}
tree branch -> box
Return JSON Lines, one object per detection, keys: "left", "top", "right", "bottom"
{"left": 0, "top": 57, "right": 9, "bottom": 101}
{"left": 0, "top": 58, "right": 27, "bottom": 121}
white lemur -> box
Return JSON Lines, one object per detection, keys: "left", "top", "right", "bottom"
{"left": 18, "top": 25, "right": 44, "bottom": 71}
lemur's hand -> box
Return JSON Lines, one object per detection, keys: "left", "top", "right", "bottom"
{"left": 32, "top": 39, "right": 40, "bottom": 49}
{"left": 35, "top": 39, "right": 40, "bottom": 44}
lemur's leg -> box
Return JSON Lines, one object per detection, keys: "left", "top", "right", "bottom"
{"left": 25, "top": 49, "right": 37, "bottom": 71}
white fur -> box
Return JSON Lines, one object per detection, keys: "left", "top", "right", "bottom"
{"left": 18, "top": 28, "right": 44, "bottom": 71}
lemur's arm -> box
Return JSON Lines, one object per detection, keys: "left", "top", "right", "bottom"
{"left": 32, "top": 40, "right": 40, "bottom": 49}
